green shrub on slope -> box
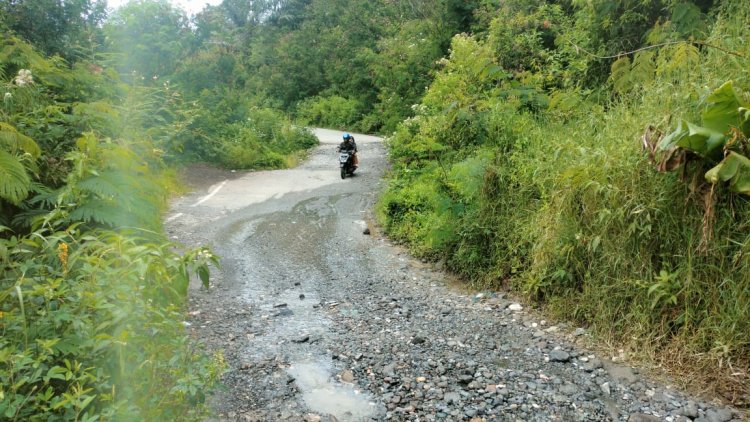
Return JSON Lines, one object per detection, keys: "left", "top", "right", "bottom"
{"left": 379, "top": 0, "right": 750, "bottom": 400}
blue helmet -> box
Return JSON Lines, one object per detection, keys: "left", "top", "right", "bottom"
{"left": 343, "top": 133, "right": 351, "bottom": 140}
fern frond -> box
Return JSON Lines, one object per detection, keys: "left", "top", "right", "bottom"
{"left": 0, "top": 123, "right": 41, "bottom": 158}
{"left": 27, "top": 183, "right": 58, "bottom": 207}
{"left": 76, "top": 170, "right": 126, "bottom": 199}
{"left": 68, "top": 198, "right": 126, "bottom": 227}
{"left": 0, "top": 149, "right": 31, "bottom": 204}
{"left": 657, "top": 42, "right": 700, "bottom": 76}
{"left": 11, "top": 208, "right": 49, "bottom": 229}
{"left": 609, "top": 56, "right": 632, "bottom": 94}
{"left": 630, "top": 51, "right": 656, "bottom": 87}
{"left": 671, "top": 2, "right": 706, "bottom": 38}
{"left": 71, "top": 170, "right": 162, "bottom": 229}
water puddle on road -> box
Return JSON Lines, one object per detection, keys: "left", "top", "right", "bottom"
{"left": 288, "top": 360, "right": 379, "bottom": 421}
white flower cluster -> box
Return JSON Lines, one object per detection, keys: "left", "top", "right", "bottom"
{"left": 14, "top": 69, "right": 33, "bottom": 86}
{"left": 196, "top": 248, "right": 215, "bottom": 261}
{"left": 3, "top": 92, "right": 11, "bottom": 102}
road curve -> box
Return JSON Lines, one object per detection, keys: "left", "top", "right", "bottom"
{"left": 165, "top": 129, "right": 739, "bottom": 421}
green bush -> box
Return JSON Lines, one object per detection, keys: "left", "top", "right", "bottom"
{"left": 1, "top": 35, "right": 224, "bottom": 420}
{"left": 0, "top": 227, "right": 223, "bottom": 420}
{"left": 379, "top": 0, "right": 750, "bottom": 396}
{"left": 220, "top": 108, "right": 317, "bottom": 169}
{"left": 295, "top": 95, "right": 363, "bottom": 130}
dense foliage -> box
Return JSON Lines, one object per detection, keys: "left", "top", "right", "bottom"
{"left": 102, "top": 0, "right": 318, "bottom": 168}
{"left": 1, "top": 0, "right": 332, "bottom": 415}
{"left": 0, "top": 5, "right": 226, "bottom": 420}
{"left": 378, "top": 0, "right": 750, "bottom": 403}
{"left": 186, "top": 0, "right": 485, "bottom": 133}
{"left": 4, "top": 0, "right": 750, "bottom": 415}
{"left": 182, "top": 0, "right": 750, "bottom": 402}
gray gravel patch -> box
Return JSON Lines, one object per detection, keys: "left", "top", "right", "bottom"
{"left": 166, "top": 129, "right": 741, "bottom": 421}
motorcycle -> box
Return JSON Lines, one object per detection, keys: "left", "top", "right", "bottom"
{"left": 338, "top": 148, "right": 356, "bottom": 179}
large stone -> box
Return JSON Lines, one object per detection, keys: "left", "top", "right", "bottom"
{"left": 382, "top": 363, "right": 396, "bottom": 377}
{"left": 582, "top": 358, "right": 604, "bottom": 372}
{"left": 273, "top": 308, "right": 294, "bottom": 317}
{"left": 680, "top": 401, "right": 699, "bottom": 418}
{"left": 607, "top": 365, "right": 638, "bottom": 385}
{"left": 559, "top": 383, "right": 578, "bottom": 396}
{"left": 340, "top": 370, "right": 354, "bottom": 383}
{"left": 705, "top": 408, "right": 733, "bottom": 422}
{"left": 458, "top": 374, "right": 473, "bottom": 384}
{"left": 443, "top": 392, "right": 461, "bottom": 404}
{"left": 549, "top": 350, "right": 571, "bottom": 363}
{"left": 411, "top": 336, "right": 427, "bottom": 345}
{"left": 628, "top": 413, "right": 661, "bottom": 422}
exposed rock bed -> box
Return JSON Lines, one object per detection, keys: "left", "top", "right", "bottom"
{"left": 168, "top": 130, "right": 741, "bottom": 421}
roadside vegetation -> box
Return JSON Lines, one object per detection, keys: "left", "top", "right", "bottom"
{"left": 2, "top": 0, "right": 749, "bottom": 417}
{"left": 376, "top": 0, "right": 750, "bottom": 404}
{"left": 0, "top": 25, "right": 227, "bottom": 422}
{"left": 198, "top": 0, "right": 749, "bottom": 403}
{"left": 1, "top": 0, "right": 331, "bottom": 416}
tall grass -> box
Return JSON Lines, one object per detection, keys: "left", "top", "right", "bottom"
{"left": 378, "top": 0, "right": 750, "bottom": 403}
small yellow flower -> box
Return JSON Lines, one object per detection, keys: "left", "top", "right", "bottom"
{"left": 57, "top": 242, "right": 69, "bottom": 272}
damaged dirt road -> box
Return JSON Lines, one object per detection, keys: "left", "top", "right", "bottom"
{"left": 166, "top": 129, "right": 740, "bottom": 421}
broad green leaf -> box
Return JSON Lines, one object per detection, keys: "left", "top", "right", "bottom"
{"left": 705, "top": 152, "right": 750, "bottom": 196}
{"left": 740, "top": 106, "right": 750, "bottom": 136}
{"left": 676, "top": 120, "right": 726, "bottom": 161}
{"left": 44, "top": 366, "right": 68, "bottom": 382}
{"left": 78, "top": 395, "right": 96, "bottom": 411}
{"left": 196, "top": 264, "right": 210, "bottom": 289}
{"left": 658, "top": 119, "right": 688, "bottom": 151}
{"left": 701, "top": 81, "right": 746, "bottom": 133}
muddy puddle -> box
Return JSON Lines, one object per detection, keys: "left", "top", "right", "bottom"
{"left": 288, "top": 360, "right": 380, "bottom": 421}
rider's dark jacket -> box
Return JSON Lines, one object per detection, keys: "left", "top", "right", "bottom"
{"left": 339, "top": 138, "right": 357, "bottom": 153}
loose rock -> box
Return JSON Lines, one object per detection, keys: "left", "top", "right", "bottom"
{"left": 549, "top": 350, "right": 571, "bottom": 363}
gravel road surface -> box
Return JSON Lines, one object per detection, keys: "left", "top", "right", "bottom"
{"left": 166, "top": 129, "right": 741, "bottom": 422}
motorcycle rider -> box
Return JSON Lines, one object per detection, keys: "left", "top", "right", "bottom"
{"left": 339, "top": 133, "right": 359, "bottom": 169}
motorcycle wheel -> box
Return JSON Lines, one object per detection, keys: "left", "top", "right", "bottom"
{"left": 340, "top": 166, "right": 346, "bottom": 179}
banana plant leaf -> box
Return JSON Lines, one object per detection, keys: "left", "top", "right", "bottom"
{"left": 657, "top": 119, "right": 687, "bottom": 151}
{"left": 658, "top": 119, "right": 726, "bottom": 161}
{"left": 705, "top": 151, "right": 750, "bottom": 196}
{"left": 701, "top": 81, "right": 748, "bottom": 135}
{"left": 679, "top": 120, "right": 726, "bottom": 161}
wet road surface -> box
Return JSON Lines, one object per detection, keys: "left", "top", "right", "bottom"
{"left": 166, "top": 129, "right": 740, "bottom": 421}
